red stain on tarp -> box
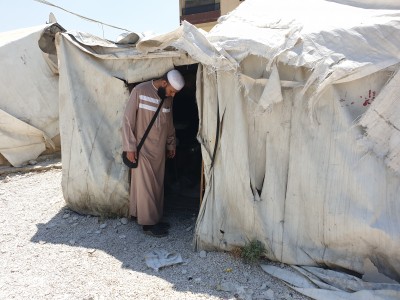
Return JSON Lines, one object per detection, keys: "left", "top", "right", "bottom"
{"left": 362, "top": 89, "right": 376, "bottom": 106}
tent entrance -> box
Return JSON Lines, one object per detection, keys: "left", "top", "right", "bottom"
{"left": 164, "top": 64, "right": 201, "bottom": 214}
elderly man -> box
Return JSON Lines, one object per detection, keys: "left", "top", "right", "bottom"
{"left": 122, "top": 69, "right": 185, "bottom": 237}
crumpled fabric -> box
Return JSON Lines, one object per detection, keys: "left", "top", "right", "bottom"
{"left": 144, "top": 249, "right": 183, "bottom": 271}
{"left": 261, "top": 264, "right": 400, "bottom": 300}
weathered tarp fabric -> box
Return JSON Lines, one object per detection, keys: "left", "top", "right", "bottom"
{"left": 0, "top": 25, "right": 60, "bottom": 166}
{"left": 56, "top": 0, "right": 400, "bottom": 293}
{"left": 262, "top": 265, "right": 400, "bottom": 299}
{"left": 196, "top": 0, "right": 400, "bottom": 284}
{"left": 56, "top": 28, "right": 198, "bottom": 216}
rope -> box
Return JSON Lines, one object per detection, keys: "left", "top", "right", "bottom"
{"left": 34, "top": 0, "right": 130, "bottom": 32}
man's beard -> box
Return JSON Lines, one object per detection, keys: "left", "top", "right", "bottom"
{"left": 157, "top": 87, "right": 166, "bottom": 100}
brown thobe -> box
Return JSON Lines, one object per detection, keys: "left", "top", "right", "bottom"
{"left": 122, "top": 81, "right": 176, "bottom": 225}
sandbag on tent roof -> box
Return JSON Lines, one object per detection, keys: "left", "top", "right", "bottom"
{"left": 0, "top": 23, "right": 64, "bottom": 167}
{"left": 195, "top": 0, "right": 400, "bottom": 284}
{"left": 55, "top": 0, "right": 400, "bottom": 291}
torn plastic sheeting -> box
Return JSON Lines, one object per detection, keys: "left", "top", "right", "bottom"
{"left": 261, "top": 265, "right": 400, "bottom": 300}
{"left": 137, "top": 21, "right": 235, "bottom": 72}
{"left": 38, "top": 23, "right": 66, "bottom": 55}
{"left": 0, "top": 109, "right": 50, "bottom": 167}
{"left": 145, "top": 249, "right": 183, "bottom": 271}
{"left": 208, "top": 10, "right": 302, "bottom": 66}
{"left": 0, "top": 25, "right": 59, "bottom": 138}
{"left": 239, "top": 67, "right": 300, "bottom": 116}
{"left": 358, "top": 68, "right": 400, "bottom": 175}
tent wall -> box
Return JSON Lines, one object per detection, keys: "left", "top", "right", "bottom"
{"left": 195, "top": 65, "right": 400, "bottom": 281}
{"left": 192, "top": 0, "right": 400, "bottom": 282}
{"left": 0, "top": 25, "right": 60, "bottom": 166}
{"left": 56, "top": 33, "right": 196, "bottom": 216}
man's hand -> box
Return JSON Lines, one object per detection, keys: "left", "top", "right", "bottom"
{"left": 126, "top": 151, "right": 137, "bottom": 163}
{"left": 166, "top": 149, "right": 176, "bottom": 159}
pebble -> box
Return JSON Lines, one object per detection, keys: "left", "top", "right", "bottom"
{"left": 120, "top": 218, "right": 129, "bottom": 225}
{"left": 225, "top": 268, "right": 232, "bottom": 273}
{"left": 119, "top": 234, "right": 126, "bottom": 239}
{"left": 181, "top": 269, "right": 187, "bottom": 275}
{"left": 217, "top": 281, "right": 236, "bottom": 292}
{"left": 62, "top": 213, "right": 70, "bottom": 219}
{"left": 100, "top": 223, "right": 107, "bottom": 229}
{"left": 260, "top": 283, "right": 269, "bottom": 290}
{"left": 199, "top": 250, "right": 207, "bottom": 258}
{"left": 262, "top": 288, "right": 275, "bottom": 300}
{"left": 69, "top": 240, "right": 76, "bottom": 245}
{"left": 95, "top": 230, "right": 102, "bottom": 234}
{"left": 28, "top": 160, "right": 37, "bottom": 165}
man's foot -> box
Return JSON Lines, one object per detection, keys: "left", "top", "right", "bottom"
{"left": 142, "top": 224, "right": 168, "bottom": 237}
{"left": 157, "top": 222, "right": 170, "bottom": 229}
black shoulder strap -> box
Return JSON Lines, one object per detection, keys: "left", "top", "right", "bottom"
{"left": 136, "top": 97, "right": 166, "bottom": 153}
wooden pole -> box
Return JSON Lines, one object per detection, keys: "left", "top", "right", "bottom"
{"left": 200, "top": 159, "right": 204, "bottom": 207}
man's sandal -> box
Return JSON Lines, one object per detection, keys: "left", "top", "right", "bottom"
{"left": 157, "top": 222, "right": 170, "bottom": 229}
{"left": 142, "top": 225, "right": 168, "bottom": 237}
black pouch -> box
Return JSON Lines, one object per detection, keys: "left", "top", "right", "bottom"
{"left": 122, "top": 151, "right": 138, "bottom": 169}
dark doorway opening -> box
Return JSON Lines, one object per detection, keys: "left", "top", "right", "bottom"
{"left": 164, "top": 64, "right": 201, "bottom": 214}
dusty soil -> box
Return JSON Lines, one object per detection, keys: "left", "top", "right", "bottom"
{"left": 0, "top": 162, "right": 311, "bottom": 300}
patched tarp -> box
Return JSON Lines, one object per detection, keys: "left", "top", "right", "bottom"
{"left": 0, "top": 24, "right": 61, "bottom": 166}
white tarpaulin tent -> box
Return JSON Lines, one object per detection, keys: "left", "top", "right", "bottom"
{"left": 53, "top": 0, "right": 400, "bottom": 296}
{"left": 0, "top": 24, "right": 62, "bottom": 166}
{"left": 197, "top": 0, "right": 400, "bottom": 282}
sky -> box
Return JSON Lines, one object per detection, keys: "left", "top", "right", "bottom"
{"left": 0, "top": 0, "right": 180, "bottom": 41}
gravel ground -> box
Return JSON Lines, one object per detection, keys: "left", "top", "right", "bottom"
{"left": 0, "top": 165, "right": 311, "bottom": 300}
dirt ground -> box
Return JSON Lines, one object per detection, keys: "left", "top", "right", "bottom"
{"left": 0, "top": 160, "right": 311, "bottom": 300}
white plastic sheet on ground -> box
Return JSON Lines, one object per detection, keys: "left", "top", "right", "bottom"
{"left": 144, "top": 249, "right": 183, "bottom": 271}
{"left": 261, "top": 265, "right": 400, "bottom": 300}
{"left": 0, "top": 24, "right": 59, "bottom": 166}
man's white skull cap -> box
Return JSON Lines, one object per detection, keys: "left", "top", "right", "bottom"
{"left": 167, "top": 69, "right": 185, "bottom": 91}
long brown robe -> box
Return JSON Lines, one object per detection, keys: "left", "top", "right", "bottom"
{"left": 122, "top": 81, "right": 175, "bottom": 225}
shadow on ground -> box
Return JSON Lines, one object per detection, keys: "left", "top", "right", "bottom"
{"left": 29, "top": 203, "right": 255, "bottom": 299}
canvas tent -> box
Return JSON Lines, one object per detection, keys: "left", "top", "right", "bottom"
{"left": 199, "top": 0, "right": 400, "bottom": 276}
{"left": 38, "top": 0, "right": 400, "bottom": 296}
{"left": 0, "top": 23, "right": 63, "bottom": 167}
